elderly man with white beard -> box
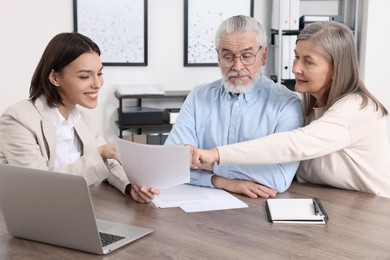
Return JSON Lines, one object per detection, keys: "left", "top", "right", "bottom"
{"left": 164, "top": 15, "right": 303, "bottom": 198}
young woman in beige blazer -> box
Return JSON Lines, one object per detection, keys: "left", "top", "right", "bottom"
{"left": 0, "top": 32, "right": 159, "bottom": 203}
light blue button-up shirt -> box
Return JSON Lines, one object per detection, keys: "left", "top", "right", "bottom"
{"left": 165, "top": 75, "right": 304, "bottom": 192}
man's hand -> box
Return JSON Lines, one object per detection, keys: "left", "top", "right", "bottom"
{"left": 128, "top": 184, "right": 160, "bottom": 203}
{"left": 212, "top": 176, "right": 277, "bottom": 198}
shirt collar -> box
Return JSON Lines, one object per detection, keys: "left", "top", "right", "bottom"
{"left": 52, "top": 107, "right": 80, "bottom": 128}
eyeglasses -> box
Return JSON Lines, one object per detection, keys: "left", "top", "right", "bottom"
{"left": 218, "top": 46, "right": 262, "bottom": 68}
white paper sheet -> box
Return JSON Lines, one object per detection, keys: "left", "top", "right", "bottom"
{"left": 152, "top": 184, "right": 248, "bottom": 212}
{"left": 115, "top": 138, "right": 190, "bottom": 189}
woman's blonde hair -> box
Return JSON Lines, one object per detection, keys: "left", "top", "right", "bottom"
{"left": 298, "top": 21, "right": 388, "bottom": 117}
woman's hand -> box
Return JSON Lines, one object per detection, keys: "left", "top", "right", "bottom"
{"left": 128, "top": 184, "right": 160, "bottom": 203}
{"left": 190, "top": 147, "right": 220, "bottom": 169}
{"left": 98, "top": 143, "right": 121, "bottom": 163}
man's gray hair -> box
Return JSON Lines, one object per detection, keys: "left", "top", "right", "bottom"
{"left": 215, "top": 15, "right": 267, "bottom": 49}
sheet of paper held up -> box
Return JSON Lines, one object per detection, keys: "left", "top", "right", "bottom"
{"left": 152, "top": 184, "right": 248, "bottom": 212}
{"left": 115, "top": 138, "right": 190, "bottom": 189}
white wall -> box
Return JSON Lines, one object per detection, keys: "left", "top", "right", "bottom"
{"left": 1, "top": 0, "right": 389, "bottom": 140}
{"left": 0, "top": 0, "right": 266, "bottom": 140}
{"left": 360, "top": 0, "right": 390, "bottom": 138}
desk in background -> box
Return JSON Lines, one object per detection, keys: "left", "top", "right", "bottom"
{"left": 1, "top": 182, "right": 389, "bottom": 259}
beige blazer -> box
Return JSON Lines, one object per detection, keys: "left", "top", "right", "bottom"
{"left": 0, "top": 95, "right": 129, "bottom": 194}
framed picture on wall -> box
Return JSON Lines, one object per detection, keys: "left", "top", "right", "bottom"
{"left": 184, "top": 0, "right": 254, "bottom": 67}
{"left": 73, "top": 0, "right": 148, "bottom": 66}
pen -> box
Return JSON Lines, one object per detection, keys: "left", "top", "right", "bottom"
{"left": 312, "top": 198, "right": 322, "bottom": 216}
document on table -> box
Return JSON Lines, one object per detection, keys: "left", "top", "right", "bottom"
{"left": 115, "top": 137, "right": 190, "bottom": 189}
{"left": 152, "top": 184, "right": 248, "bottom": 212}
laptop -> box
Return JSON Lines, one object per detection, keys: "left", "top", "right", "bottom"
{"left": 0, "top": 164, "right": 153, "bottom": 255}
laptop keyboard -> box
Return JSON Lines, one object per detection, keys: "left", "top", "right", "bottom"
{"left": 99, "top": 232, "right": 125, "bottom": 247}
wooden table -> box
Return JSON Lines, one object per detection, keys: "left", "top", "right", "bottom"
{"left": 1, "top": 181, "right": 389, "bottom": 259}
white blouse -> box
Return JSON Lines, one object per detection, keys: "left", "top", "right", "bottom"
{"left": 52, "top": 107, "right": 81, "bottom": 170}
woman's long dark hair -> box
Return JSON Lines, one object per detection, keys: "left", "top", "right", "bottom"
{"left": 29, "top": 32, "right": 101, "bottom": 107}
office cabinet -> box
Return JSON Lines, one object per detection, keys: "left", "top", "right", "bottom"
{"left": 273, "top": 33, "right": 297, "bottom": 82}
{"left": 115, "top": 90, "right": 189, "bottom": 141}
{"left": 271, "top": 0, "right": 300, "bottom": 31}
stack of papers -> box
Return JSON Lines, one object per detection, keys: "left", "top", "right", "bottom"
{"left": 152, "top": 184, "right": 248, "bottom": 212}
{"left": 114, "top": 137, "right": 247, "bottom": 213}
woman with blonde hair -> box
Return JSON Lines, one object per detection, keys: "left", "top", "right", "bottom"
{"left": 191, "top": 21, "right": 390, "bottom": 198}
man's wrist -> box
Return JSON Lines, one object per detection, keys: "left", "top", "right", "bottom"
{"left": 211, "top": 175, "right": 222, "bottom": 189}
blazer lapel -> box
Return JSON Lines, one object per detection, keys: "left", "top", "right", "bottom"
{"left": 34, "top": 96, "right": 57, "bottom": 169}
{"left": 74, "top": 114, "right": 92, "bottom": 155}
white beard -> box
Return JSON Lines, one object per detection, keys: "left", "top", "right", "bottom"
{"left": 222, "top": 68, "right": 261, "bottom": 94}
